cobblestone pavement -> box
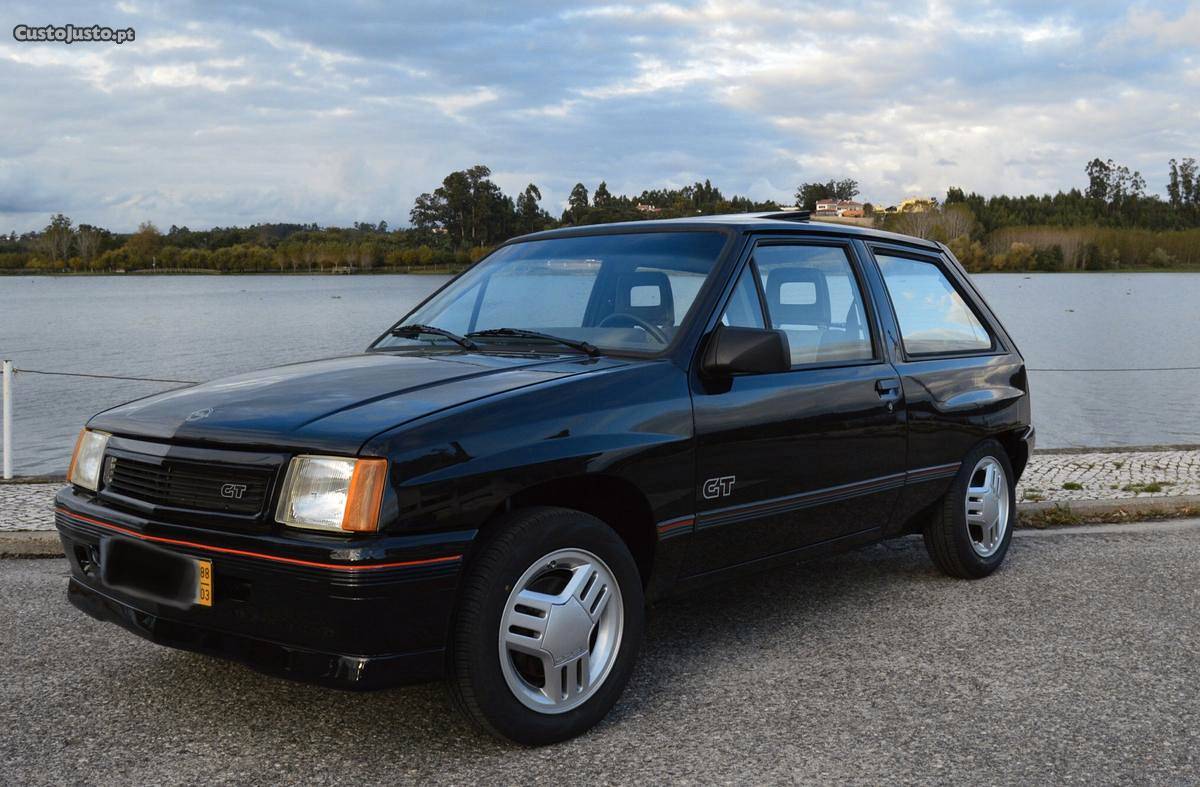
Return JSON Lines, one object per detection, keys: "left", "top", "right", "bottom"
{"left": 1016, "top": 449, "right": 1200, "bottom": 503}
{"left": 0, "top": 482, "right": 62, "bottom": 532}
{"left": 3, "top": 448, "right": 1199, "bottom": 532}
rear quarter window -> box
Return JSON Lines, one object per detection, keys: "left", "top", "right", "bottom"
{"left": 875, "top": 253, "right": 992, "bottom": 355}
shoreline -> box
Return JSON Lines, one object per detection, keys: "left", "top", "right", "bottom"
{"left": 4, "top": 266, "right": 1199, "bottom": 277}
{"left": 969, "top": 267, "right": 1200, "bottom": 274}
{"left": 7, "top": 444, "right": 1199, "bottom": 482}
{"left": 5, "top": 445, "right": 1199, "bottom": 555}
{"left": 4, "top": 494, "right": 1197, "bottom": 558}
{"left": 0, "top": 266, "right": 468, "bottom": 277}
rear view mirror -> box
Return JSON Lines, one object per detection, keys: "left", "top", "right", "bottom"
{"left": 701, "top": 325, "right": 791, "bottom": 377}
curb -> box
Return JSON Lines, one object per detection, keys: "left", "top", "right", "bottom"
{"left": 4, "top": 495, "right": 1200, "bottom": 559}
{"left": 1015, "top": 517, "right": 1200, "bottom": 537}
{"left": 1031, "top": 444, "right": 1200, "bottom": 456}
{"left": 1017, "top": 495, "right": 1200, "bottom": 529}
{"left": 0, "top": 531, "right": 62, "bottom": 557}
{"left": 1020, "top": 494, "right": 1200, "bottom": 514}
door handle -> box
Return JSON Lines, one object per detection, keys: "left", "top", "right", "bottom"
{"left": 875, "top": 378, "right": 902, "bottom": 402}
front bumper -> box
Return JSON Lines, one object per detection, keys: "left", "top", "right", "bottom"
{"left": 67, "top": 579, "right": 444, "bottom": 689}
{"left": 55, "top": 492, "right": 470, "bottom": 689}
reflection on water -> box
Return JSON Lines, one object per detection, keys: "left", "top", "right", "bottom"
{"left": 1, "top": 272, "right": 1197, "bottom": 474}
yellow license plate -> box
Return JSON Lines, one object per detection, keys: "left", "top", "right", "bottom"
{"left": 196, "top": 559, "right": 213, "bottom": 607}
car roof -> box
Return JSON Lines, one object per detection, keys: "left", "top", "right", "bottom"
{"left": 512, "top": 211, "right": 942, "bottom": 251}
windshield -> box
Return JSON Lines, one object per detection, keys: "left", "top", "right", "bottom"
{"left": 373, "top": 231, "right": 728, "bottom": 354}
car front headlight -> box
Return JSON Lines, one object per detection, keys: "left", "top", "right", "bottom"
{"left": 275, "top": 455, "right": 388, "bottom": 533}
{"left": 68, "top": 429, "right": 110, "bottom": 491}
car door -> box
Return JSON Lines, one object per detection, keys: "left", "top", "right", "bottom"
{"left": 863, "top": 242, "right": 1029, "bottom": 529}
{"left": 684, "top": 237, "right": 908, "bottom": 577}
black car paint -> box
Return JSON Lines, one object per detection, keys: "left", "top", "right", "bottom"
{"left": 55, "top": 216, "right": 1033, "bottom": 689}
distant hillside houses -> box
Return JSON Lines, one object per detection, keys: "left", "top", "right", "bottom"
{"left": 895, "top": 197, "right": 937, "bottom": 213}
{"left": 814, "top": 199, "right": 864, "bottom": 218}
{"left": 806, "top": 197, "right": 940, "bottom": 217}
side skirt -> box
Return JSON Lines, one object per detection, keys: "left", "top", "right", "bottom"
{"left": 665, "top": 526, "right": 883, "bottom": 598}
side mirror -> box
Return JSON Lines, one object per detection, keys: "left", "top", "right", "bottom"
{"left": 701, "top": 325, "right": 791, "bottom": 377}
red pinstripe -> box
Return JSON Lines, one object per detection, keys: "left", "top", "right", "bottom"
{"left": 55, "top": 508, "right": 462, "bottom": 572}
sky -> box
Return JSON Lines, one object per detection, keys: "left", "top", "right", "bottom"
{"left": 1, "top": 0, "right": 1198, "bottom": 233}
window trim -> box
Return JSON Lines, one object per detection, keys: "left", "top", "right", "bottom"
{"left": 367, "top": 225, "right": 738, "bottom": 361}
{"left": 721, "top": 237, "right": 884, "bottom": 373}
{"left": 717, "top": 261, "right": 769, "bottom": 330}
{"left": 867, "top": 245, "right": 1000, "bottom": 361}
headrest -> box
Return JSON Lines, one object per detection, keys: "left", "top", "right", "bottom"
{"left": 765, "top": 267, "right": 830, "bottom": 326}
{"left": 616, "top": 271, "right": 675, "bottom": 326}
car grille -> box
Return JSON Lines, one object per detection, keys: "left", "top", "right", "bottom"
{"left": 102, "top": 454, "right": 275, "bottom": 516}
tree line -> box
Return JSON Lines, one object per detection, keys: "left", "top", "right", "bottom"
{"left": 0, "top": 215, "right": 489, "bottom": 274}
{"left": 407, "top": 165, "right": 781, "bottom": 242}
{"left": 1, "top": 157, "right": 1197, "bottom": 274}
{"left": 0, "top": 165, "right": 778, "bottom": 274}
{"left": 870, "top": 157, "right": 1200, "bottom": 272}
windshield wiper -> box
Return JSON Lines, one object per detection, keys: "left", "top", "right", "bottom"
{"left": 389, "top": 324, "right": 478, "bottom": 351}
{"left": 467, "top": 328, "right": 600, "bottom": 357}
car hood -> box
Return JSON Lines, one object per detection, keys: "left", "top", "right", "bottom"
{"left": 88, "top": 351, "right": 622, "bottom": 454}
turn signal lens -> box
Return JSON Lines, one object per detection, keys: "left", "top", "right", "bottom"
{"left": 343, "top": 458, "right": 388, "bottom": 532}
{"left": 68, "top": 429, "right": 110, "bottom": 491}
{"left": 275, "top": 455, "right": 388, "bottom": 534}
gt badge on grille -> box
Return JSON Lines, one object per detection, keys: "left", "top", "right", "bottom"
{"left": 220, "top": 483, "right": 248, "bottom": 499}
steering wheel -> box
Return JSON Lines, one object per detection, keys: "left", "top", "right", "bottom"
{"left": 597, "top": 312, "right": 670, "bottom": 344}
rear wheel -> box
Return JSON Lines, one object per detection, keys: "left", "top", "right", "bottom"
{"left": 448, "top": 507, "right": 644, "bottom": 745}
{"left": 923, "top": 440, "right": 1015, "bottom": 579}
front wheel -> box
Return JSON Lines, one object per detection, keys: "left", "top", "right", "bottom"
{"left": 923, "top": 440, "right": 1016, "bottom": 579}
{"left": 448, "top": 507, "right": 644, "bottom": 745}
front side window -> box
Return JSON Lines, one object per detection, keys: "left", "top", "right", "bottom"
{"left": 875, "top": 253, "right": 992, "bottom": 355}
{"left": 753, "top": 244, "right": 874, "bottom": 367}
{"left": 373, "top": 231, "right": 728, "bottom": 355}
{"left": 719, "top": 266, "right": 766, "bottom": 329}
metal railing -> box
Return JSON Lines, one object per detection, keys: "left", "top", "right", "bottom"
{"left": 1, "top": 358, "right": 1199, "bottom": 480}
{"left": 0, "top": 361, "right": 198, "bottom": 479}
{"left": 2, "top": 361, "right": 11, "bottom": 480}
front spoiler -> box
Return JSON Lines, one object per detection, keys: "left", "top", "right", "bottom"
{"left": 68, "top": 578, "right": 445, "bottom": 690}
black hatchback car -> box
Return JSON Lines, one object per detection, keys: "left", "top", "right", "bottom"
{"left": 56, "top": 212, "right": 1032, "bottom": 744}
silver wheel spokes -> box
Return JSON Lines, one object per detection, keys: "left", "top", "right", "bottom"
{"left": 499, "top": 549, "right": 623, "bottom": 714}
{"left": 965, "top": 456, "right": 1009, "bottom": 557}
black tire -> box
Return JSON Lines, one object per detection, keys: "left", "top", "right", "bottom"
{"left": 923, "top": 439, "right": 1016, "bottom": 579}
{"left": 448, "top": 506, "right": 644, "bottom": 745}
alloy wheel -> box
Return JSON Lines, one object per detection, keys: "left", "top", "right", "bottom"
{"left": 964, "top": 456, "right": 1009, "bottom": 557}
{"left": 498, "top": 548, "right": 624, "bottom": 714}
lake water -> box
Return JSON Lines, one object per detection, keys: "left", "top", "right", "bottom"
{"left": 1, "top": 272, "right": 1198, "bottom": 475}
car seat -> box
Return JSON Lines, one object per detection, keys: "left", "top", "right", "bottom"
{"left": 614, "top": 271, "right": 676, "bottom": 330}
{"left": 764, "top": 267, "right": 830, "bottom": 365}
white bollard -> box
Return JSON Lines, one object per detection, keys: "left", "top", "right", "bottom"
{"left": 2, "top": 360, "right": 11, "bottom": 479}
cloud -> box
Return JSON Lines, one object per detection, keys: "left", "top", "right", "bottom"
{"left": 0, "top": 0, "right": 1197, "bottom": 231}
{"left": 132, "top": 62, "right": 249, "bottom": 91}
{"left": 422, "top": 86, "right": 500, "bottom": 119}
{"left": 1103, "top": 3, "right": 1200, "bottom": 47}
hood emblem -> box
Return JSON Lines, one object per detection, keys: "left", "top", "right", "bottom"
{"left": 186, "top": 407, "right": 213, "bottom": 422}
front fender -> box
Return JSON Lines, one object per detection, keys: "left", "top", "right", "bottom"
{"left": 406, "top": 431, "right": 684, "bottom": 486}
{"left": 362, "top": 360, "right": 697, "bottom": 536}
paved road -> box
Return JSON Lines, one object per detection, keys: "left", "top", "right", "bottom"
{"left": 4, "top": 524, "right": 1199, "bottom": 785}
